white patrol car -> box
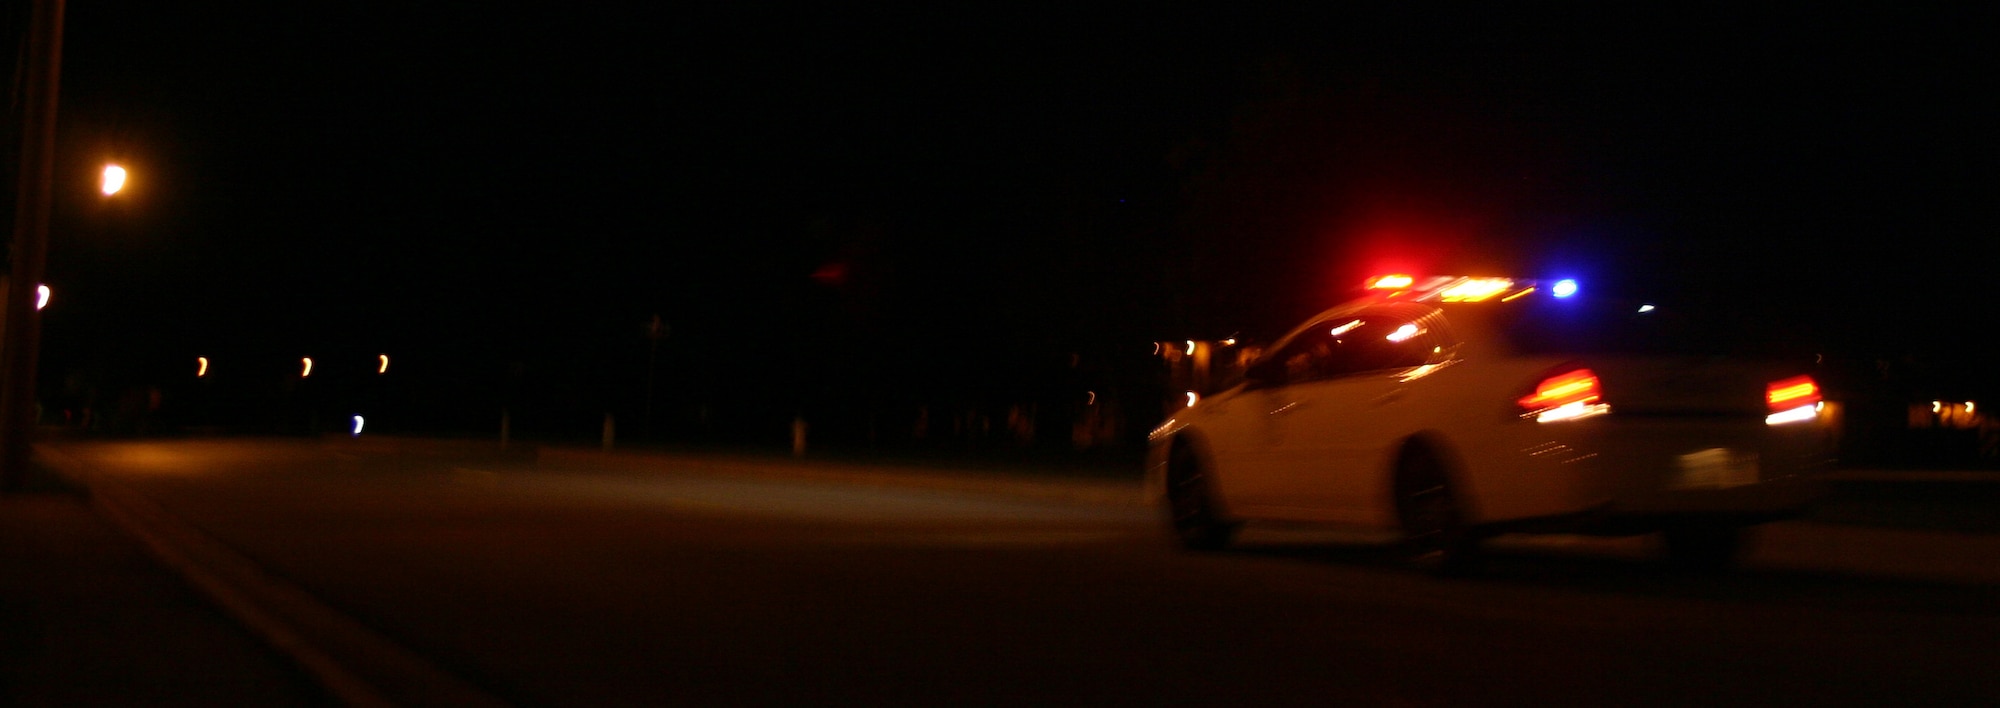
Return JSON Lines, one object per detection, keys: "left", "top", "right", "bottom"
{"left": 1146, "top": 275, "right": 1834, "bottom": 570}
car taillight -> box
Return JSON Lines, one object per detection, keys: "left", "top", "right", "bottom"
{"left": 1519, "top": 368, "right": 1609, "bottom": 423}
{"left": 1766, "top": 375, "right": 1823, "bottom": 426}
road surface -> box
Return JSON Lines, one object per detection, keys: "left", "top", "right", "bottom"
{"left": 44, "top": 438, "right": 2000, "bottom": 706}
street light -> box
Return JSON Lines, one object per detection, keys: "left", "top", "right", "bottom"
{"left": 100, "top": 163, "right": 127, "bottom": 196}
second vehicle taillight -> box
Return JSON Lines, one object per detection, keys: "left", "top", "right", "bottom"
{"left": 1519, "top": 368, "right": 1609, "bottom": 423}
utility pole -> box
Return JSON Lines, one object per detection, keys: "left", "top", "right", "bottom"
{"left": 1, "top": 0, "right": 67, "bottom": 492}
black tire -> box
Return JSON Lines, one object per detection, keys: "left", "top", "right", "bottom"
{"left": 1661, "top": 523, "right": 1746, "bottom": 572}
{"left": 1395, "top": 442, "right": 1481, "bottom": 575}
{"left": 1165, "top": 440, "right": 1238, "bottom": 551}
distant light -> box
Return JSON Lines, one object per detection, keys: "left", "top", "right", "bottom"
{"left": 196, "top": 357, "right": 209, "bottom": 378}
{"left": 1329, "top": 320, "right": 1363, "bottom": 337}
{"left": 351, "top": 415, "right": 365, "bottom": 436}
{"left": 1637, "top": 304, "right": 1656, "bottom": 313}
{"left": 34, "top": 284, "right": 50, "bottom": 311}
{"left": 100, "top": 164, "right": 127, "bottom": 196}
{"left": 1385, "top": 323, "right": 1421, "bottom": 342}
{"left": 1185, "top": 340, "right": 1196, "bottom": 355}
{"left": 1152, "top": 342, "right": 1162, "bottom": 356}
{"left": 1185, "top": 391, "right": 1199, "bottom": 408}
{"left": 1932, "top": 400, "right": 1942, "bottom": 414}
{"left": 1551, "top": 279, "right": 1579, "bottom": 298}
{"left": 301, "top": 357, "right": 314, "bottom": 378}
{"left": 1085, "top": 391, "right": 1097, "bottom": 406}
{"left": 378, "top": 354, "right": 390, "bottom": 374}
{"left": 1221, "top": 338, "right": 1237, "bottom": 347}
{"left": 1369, "top": 274, "right": 1415, "bottom": 290}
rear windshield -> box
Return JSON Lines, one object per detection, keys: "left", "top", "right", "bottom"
{"left": 1492, "top": 296, "right": 1815, "bottom": 358}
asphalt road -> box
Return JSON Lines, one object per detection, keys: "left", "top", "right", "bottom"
{"left": 45, "top": 438, "right": 2000, "bottom": 706}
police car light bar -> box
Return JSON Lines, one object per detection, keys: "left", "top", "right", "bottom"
{"left": 1368, "top": 274, "right": 1416, "bottom": 289}
{"left": 1436, "top": 277, "right": 1515, "bottom": 302}
{"left": 1367, "top": 274, "right": 1546, "bottom": 303}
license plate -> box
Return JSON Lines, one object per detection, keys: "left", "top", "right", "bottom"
{"left": 1675, "top": 448, "right": 1760, "bottom": 489}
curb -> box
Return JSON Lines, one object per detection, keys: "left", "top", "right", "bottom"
{"left": 36, "top": 445, "right": 508, "bottom": 708}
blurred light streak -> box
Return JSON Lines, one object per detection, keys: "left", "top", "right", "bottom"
{"left": 196, "top": 357, "right": 208, "bottom": 377}
{"left": 1437, "top": 278, "right": 1513, "bottom": 302}
{"left": 1535, "top": 400, "right": 1610, "bottom": 423}
{"left": 378, "top": 354, "right": 390, "bottom": 374}
{"left": 1520, "top": 369, "right": 1603, "bottom": 420}
{"left": 301, "top": 357, "right": 314, "bottom": 378}
{"left": 1399, "top": 363, "right": 1445, "bottom": 382}
{"left": 1766, "top": 403, "right": 1822, "bottom": 426}
{"left": 1766, "top": 376, "right": 1820, "bottom": 407}
{"left": 34, "top": 285, "right": 49, "bottom": 311}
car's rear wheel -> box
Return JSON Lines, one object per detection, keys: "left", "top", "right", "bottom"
{"left": 1395, "top": 442, "right": 1480, "bottom": 575}
{"left": 1661, "top": 522, "right": 1746, "bottom": 572}
{"left": 1165, "top": 440, "right": 1238, "bottom": 551}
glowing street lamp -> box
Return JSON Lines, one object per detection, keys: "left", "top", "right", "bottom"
{"left": 100, "top": 164, "right": 127, "bottom": 196}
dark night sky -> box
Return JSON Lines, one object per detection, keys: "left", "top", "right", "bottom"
{"left": 14, "top": 4, "right": 1998, "bottom": 430}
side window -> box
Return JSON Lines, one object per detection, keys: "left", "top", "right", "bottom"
{"left": 1326, "top": 312, "right": 1440, "bottom": 376}
{"left": 1251, "top": 316, "right": 1347, "bottom": 387}
{"left": 1254, "top": 305, "right": 1456, "bottom": 387}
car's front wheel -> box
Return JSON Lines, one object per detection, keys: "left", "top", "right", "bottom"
{"left": 1164, "top": 440, "right": 1238, "bottom": 551}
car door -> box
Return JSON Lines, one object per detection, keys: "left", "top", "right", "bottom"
{"left": 1261, "top": 305, "right": 1453, "bottom": 521}
{"left": 1199, "top": 313, "right": 1356, "bottom": 516}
